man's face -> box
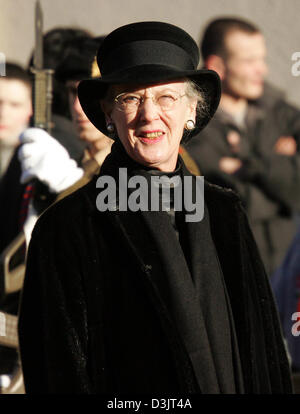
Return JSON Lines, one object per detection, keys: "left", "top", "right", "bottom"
{"left": 222, "top": 31, "right": 268, "bottom": 100}
{"left": 0, "top": 79, "right": 32, "bottom": 145}
{"left": 66, "top": 80, "right": 104, "bottom": 143}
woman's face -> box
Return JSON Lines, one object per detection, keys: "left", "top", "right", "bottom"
{"left": 105, "top": 80, "right": 197, "bottom": 171}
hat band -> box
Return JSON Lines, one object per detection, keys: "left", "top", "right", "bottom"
{"left": 100, "top": 40, "right": 195, "bottom": 75}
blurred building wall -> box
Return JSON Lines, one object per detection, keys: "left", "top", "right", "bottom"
{"left": 0, "top": 0, "right": 299, "bottom": 107}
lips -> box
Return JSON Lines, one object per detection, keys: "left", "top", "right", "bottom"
{"left": 138, "top": 130, "right": 164, "bottom": 140}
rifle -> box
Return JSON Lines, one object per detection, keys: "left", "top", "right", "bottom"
{"left": 31, "top": 0, "right": 54, "bottom": 134}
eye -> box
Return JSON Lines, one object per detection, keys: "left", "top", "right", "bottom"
{"left": 120, "top": 95, "right": 141, "bottom": 105}
{"left": 157, "top": 94, "right": 177, "bottom": 106}
{"left": 158, "top": 94, "right": 177, "bottom": 102}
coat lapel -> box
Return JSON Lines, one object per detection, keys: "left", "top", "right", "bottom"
{"left": 111, "top": 205, "right": 221, "bottom": 393}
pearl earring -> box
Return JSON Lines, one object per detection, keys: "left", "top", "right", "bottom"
{"left": 107, "top": 123, "right": 115, "bottom": 133}
{"left": 185, "top": 120, "right": 195, "bottom": 130}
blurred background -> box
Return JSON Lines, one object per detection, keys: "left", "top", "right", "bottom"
{"left": 0, "top": 0, "right": 299, "bottom": 107}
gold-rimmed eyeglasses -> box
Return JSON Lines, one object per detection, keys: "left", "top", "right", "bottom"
{"left": 114, "top": 91, "right": 187, "bottom": 113}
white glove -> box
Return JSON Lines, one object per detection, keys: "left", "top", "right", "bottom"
{"left": 18, "top": 128, "right": 84, "bottom": 193}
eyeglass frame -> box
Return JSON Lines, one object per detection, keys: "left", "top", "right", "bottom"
{"left": 113, "top": 90, "right": 187, "bottom": 113}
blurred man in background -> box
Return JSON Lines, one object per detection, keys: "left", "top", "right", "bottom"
{"left": 55, "top": 35, "right": 112, "bottom": 168}
{"left": 186, "top": 17, "right": 300, "bottom": 276}
{"left": 18, "top": 35, "right": 113, "bottom": 212}
{"left": 0, "top": 63, "right": 32, "bottom": 179}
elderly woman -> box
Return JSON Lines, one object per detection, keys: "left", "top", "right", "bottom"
{"left": 18, "top": 22, "right": 292, "bottom": 394}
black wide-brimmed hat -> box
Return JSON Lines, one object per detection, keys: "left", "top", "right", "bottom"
{"left": 78, "top": 21, "right": 221, "bottom": 141}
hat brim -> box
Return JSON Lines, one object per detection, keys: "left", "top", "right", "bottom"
{"left": 78, "top": 65, "right": 221, "bottom": 142}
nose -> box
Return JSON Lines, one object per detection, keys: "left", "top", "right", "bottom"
{"left": 256, "top": 58, "right": 268, "bottom": 77}
{"left": 138, "top": 96, "right": 160, "bottom": 122}
{"left": 0, "top": 102, "right": 9, "bottom": 121}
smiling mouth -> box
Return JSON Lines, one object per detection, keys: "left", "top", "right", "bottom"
{"left": 139, "top": 131, "right": 164, "bottom": 139}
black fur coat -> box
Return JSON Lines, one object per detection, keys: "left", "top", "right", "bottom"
{"left": 18, "top": 145, "right": 292, "bottom": 394}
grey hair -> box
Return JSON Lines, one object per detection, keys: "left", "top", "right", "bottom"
{"left": 184, "top": 79, "right": 209, "bottom": 121}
